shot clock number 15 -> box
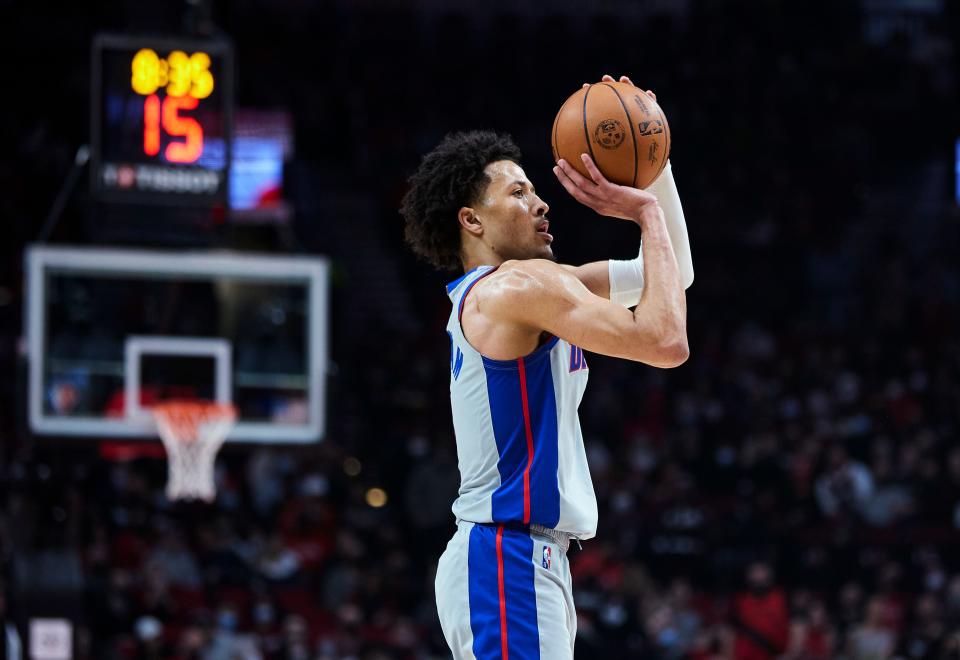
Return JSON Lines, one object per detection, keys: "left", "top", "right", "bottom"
{"left": 131, "top": 48, "right": 214, "bottom": 163}
{"left": 91, "top": 33, "right": 232, "bottom": 205}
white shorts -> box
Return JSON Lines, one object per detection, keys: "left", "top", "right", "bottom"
{"left": 435, "top": 521, "right": 577, "bottom": 660}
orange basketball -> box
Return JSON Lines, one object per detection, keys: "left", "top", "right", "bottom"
{"left": 551, "top": 81, "right": 671, "bottom": 190}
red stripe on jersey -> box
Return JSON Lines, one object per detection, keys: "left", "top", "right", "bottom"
{"left": 517, "top": 357, "right": 535, "bottom": 525}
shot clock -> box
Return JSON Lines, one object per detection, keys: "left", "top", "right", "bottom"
{"left": 91, "top": 34, "right": 234, "bottom": 206}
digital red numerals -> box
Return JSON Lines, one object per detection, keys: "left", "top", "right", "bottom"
{"left": 143, "top": 94, "right": 161, "bottom": 156}
{"left": 162, "top": 96, "right": 202, "bottom": 163}
{"left": 143, "top": 94, "right": 204, "bottom": 163}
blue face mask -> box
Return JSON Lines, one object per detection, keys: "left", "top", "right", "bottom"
{"left": 254, "top": 602, "right": 275, "bottom": 625}
{"left": 218, "top": 610, "right": 238, "bottom": 631}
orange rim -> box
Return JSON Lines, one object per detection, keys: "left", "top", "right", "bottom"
{"left": 150, "top": 400, "right": 236, "bottom": 443}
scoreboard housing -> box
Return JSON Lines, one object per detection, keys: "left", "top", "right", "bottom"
{"left": 90, "top": 33, "right": 234, "bottom": 206}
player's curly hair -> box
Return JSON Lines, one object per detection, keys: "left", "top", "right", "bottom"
{"left": 400, "top": 130, "right": 522, "bottom": 271}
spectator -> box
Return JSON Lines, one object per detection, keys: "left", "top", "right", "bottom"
{"left": 133, "top": 615, "right": 166, "bottom": 660}
{"left": 815, "top": 445, "right": 874, "bottom": 520}
{"left": 204, "top": 605, "right": 262, "bottom": 660}
{"left": 276, "top": 614, "right": 310, "bottom": 660}
{"left": 730, "top": 562, "right": 789, "bottom": 660}
{"left": 174, "top": 626, "right": 207, "bottom": 660}
{"left": 145, "top": 529, "right": 202, "bottom": 589}
{"left": 784, "top": 599, "right": 836, "bottom": 660}
{"left": 255, "top": 534, "right": 301, "bottom": 583}
{"left": 847, "top": 596, "right": 897, "bottom": 660}
{"left": 897, "top": 593, "right": 946, "bottom": 658}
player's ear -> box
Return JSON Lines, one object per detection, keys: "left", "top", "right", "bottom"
{"left": 458, "top": 207, "right": 483, "bottom": 238}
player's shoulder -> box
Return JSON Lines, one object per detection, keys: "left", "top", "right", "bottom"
{"left": 497, "top": 258, "right": 571, "bottom": 280}
{"left": 481, "top": 259, "right": 561, "bottom": 292}
{"left": 474, "top": 259, "right": 573, "bottom": 311}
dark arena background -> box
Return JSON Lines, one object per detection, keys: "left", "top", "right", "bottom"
{"left": 2, "top": 0, "right": 960, "bottom": 658}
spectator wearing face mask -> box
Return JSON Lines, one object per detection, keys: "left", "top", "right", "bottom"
{"left": 783, "top": 600, "right": 836, "bottom": 660}
{"left": 205, "top": 606, "right": 261, "bottom": 660}
{"left": 815, "top": 446, "right": 874, "bottom": 520}
{"left": 846, "top": 597, "right": 896, "bottom": 660}
{"left": 730, "top": 562, "right": 789, "bottom": 660}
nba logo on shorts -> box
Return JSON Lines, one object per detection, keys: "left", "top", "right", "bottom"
{"left": 542, "top": 545, "right": 552, "bottom": 569}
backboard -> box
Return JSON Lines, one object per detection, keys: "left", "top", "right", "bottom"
{"left": 25, "top": 245, "right": 328, "bottom": 443}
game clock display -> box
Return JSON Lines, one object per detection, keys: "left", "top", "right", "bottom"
{"left": 91, "top": 34, "right": 234, "bottom": 206}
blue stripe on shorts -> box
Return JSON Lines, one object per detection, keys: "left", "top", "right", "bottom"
{"left": 467, "top": 523, "right": 540, "bottom": 659}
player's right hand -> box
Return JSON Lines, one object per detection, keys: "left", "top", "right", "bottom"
{"left": 553, "top": 153, "right": 662, "bottom": 227}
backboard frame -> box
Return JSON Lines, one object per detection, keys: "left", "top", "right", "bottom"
{"left": 124, "top": 335, "right": 233, "bottom": 427}
{"left": 25, "top": 244, "right": 329, "bottom": 443}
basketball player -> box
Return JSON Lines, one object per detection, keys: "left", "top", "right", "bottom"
{"left": 399, "top": 75, "right": 694, "bottom": 659}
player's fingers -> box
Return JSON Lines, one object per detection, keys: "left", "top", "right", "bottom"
{"left": 556, "top": 167, "right": 599, "bottom": 207}
{"left": 579, "top": 153, "right": 609, "bottom": 187}
{"left": 601, "top": 74, "right": 615, "bottom": 82}
{"left": 553, "top": 165, "right": 600, "bottom": 204}
{"left": 619, "top": 75, "right": 634, "bottom": 86}
{"left": 555, "top": 161, "right": 603, "bottom": 200}
{"left": 557, "top": 158, "right": 601, "bottom": 193}
{"left": 552, "top": 165, "right": 579, "bottom": 194}
{"left": 645, "top": 89, "right": 657, "bottom": 101}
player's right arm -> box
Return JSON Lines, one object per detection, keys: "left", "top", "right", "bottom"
{"left": 561, "top": 159, "right": 694, "bottom": 303}
{"left": 482, "top": 253, "right": 687, "bottom": 367}
{"left": 499, "top": 150, "right": 687, "bottom": 367}
{"left": 564, "top": 76, "right": 693, "bottom": 303}
{"left": 478, "top": 196, "right": 688, "bottom": 368}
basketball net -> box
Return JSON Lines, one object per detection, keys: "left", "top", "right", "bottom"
{"left": 151, "top": 400, "right": 236, "bottom": 502}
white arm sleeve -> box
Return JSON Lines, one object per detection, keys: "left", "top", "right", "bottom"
{"left": 607, "top": 160, "right": 693, "bottom": 307}
{"left": 645, "top": 160, "right": 694, "bottom": 289}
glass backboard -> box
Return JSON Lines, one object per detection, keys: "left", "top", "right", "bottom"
{"left": 25, "top": 245, "right": 328, "bottom": 443}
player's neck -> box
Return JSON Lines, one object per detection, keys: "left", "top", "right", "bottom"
{"left": 460, "top": 245, "right": 504, "bottom": 273}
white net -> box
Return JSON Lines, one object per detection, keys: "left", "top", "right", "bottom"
{"left": 152, "top": 401, "right": 236, "bottom": 502}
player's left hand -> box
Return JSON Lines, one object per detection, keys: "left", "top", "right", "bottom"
{"left": 583, "top": 74, "right": 656, "bottom": 102}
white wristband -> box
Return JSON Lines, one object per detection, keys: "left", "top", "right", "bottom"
{"left": 609, "top": 251, "right": 645, "bottom": 308}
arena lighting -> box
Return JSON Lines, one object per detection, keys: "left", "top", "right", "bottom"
{"left": 343, "top": 457, "right": 362, "bottom": 476}
{"left": 365, "top": 488, "right": 388, "bottom": 508}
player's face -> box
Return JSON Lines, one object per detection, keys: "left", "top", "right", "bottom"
{"left": 475, "top": 160, "right": 553, "bottom": 262}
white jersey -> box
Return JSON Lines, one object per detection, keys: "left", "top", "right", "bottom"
{"left": 445, "top": 266, "right": 598, "bottom": 539}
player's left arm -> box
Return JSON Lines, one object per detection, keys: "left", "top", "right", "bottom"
{"left": 562, "top": 75, "right": 694, "bottom": 306}
{"left": 560, "top": 262, "right": 611, "bottom": 297}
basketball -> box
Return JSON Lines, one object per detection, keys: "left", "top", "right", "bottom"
{"left": 551, "top": 80, "right": 671, "bottom": 189}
